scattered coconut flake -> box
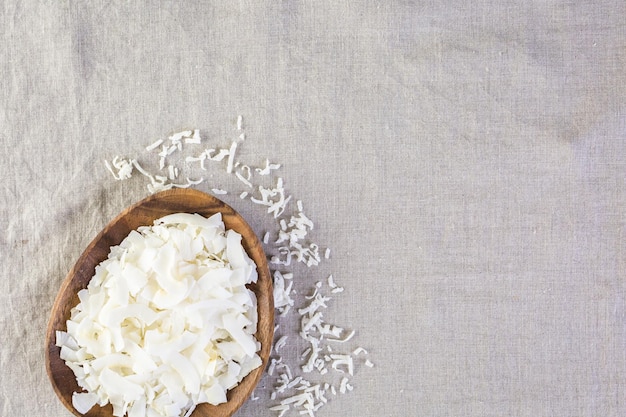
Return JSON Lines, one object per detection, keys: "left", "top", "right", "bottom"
{"left": 339, "top": 378, "right": 349, "bottom": 394}
{"left": 127, "top": 158, "right": 148, "bottom": 176}
{"left": 364, "top": 359, "right": 374, "bottom": 368}
{"left": 169, "top": 130, "right": 191, "bottom": 141}
{"left": 276, "top": 362, "right": 293, "bottom": 380}
{"left": 226, "top": 141, "right": 238, "bottom": 174}
{"left": 235, "top": 165, "right": 253, "bottom": 188}
{"left": 330, "top": 354, "right": 354, "bottom": 375}
{"left": 211, "top": 188, "right": 228, "bottom": 195}
{"left": 273, "top": 271, "right": 295, "bottom": 316}
{"left": 256, "top": 159, "right": 281, "bottom": 176}
{"left": 352, "top": 347, "right": 368, "bottom": 356}
{"left": 327, "top": 275, "right": 336, "bottom": 289}
{"left": 328, "top": 329, "right": 355, "bottom": 343}
{"left": 250, "top": 177, "right": 292, "bottom": 218}
{"left": 145, "top": 138, "right": 164, "bottom": 151}
{"left": 104, "top": 156, "right": 134, "bottom": 180}
{"left": 185, "top": 177, "right": 204, "bottom": 186}
{"left": 275, "top": 336, "right": 288, "bottom": 352}
{"left": 236, "top": 171, "right": 253, "bottom": 188}
{"left": 184, "top": 129, "right": 202, "bottom": 144}
{"left": 268, "top": 357, "right": 282, "bottom": 376}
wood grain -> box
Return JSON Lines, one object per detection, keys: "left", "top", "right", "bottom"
{"left": 45, "top": 188, "right": 274, "bottom": 417}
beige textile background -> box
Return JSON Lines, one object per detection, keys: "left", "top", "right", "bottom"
{"left": 1, "top": 1, "right": 625, "bottom": 416}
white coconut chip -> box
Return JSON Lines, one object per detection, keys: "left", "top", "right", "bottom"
{"left": 104, "top": 156, "right": 134, "bottom": 180}
{"left": 237, "top": 115, "right": 243, "bottom": 131}
{"left": 327, "top": 275, "right": 336, "bottom": 289}
{"left": 236, "top": 171, "right": 253, "bottom": 188}
{"left": 352, "top": 347, "right": 368, "bottom": 356}
{"left": 256, "top": 159, "right": 281, "bottom": 176}
{"left": 339, "top": 377, "right": 349, "bottom": 394}
{"left": 169, "top": 130, "right": 192, "bottom": 142}
{"left": 275, "top": 336, "right": 288, "bottom": 352}
{"left": 184, "top": 129, "right": 202, "bottom": 144}
{"left": 329, "top": 354, "right": 354, "bottom": 375}
{"left": 235, "top": 165, "right": 253, "bottom": 188}
{"left": 250, "top": 177, "right": 292, "bottom": 218}
{"left": 226, "top": 141, "right": 237, "bottom": 174}
{"left": 167, "top": 165, "right": 176, "bottom": 180}
{"left": 145, "top": 139, "right": 164, "bottom": 151}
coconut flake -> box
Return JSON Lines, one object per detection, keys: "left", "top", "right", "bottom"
{"left": 236, "top": 171, "right": 253, "bottom": 188}
{"left": 226, "top": 141, "right": 238, "bottom": 174}
{"left": 250, "top": 177, "right": 292, "bottom": 218}
{"left": 145, "top": 139, "right": 164, "bottom": 151}
{"left": 184, "top": 129, "right": 202, "bottom": 144}
{"left": 330, "top": 354, "right": 354, "bottom": 375}
{"left": 105, "top": 156, "right": 134, "bottom": 180}
{"left": 72, "top": 392, "right": 99, "bottom": 414}
{"left": 327, "top": 275, "right": 336, "bottom": 289}
{"left": 237, "top": 115, "right": 243, "bottom": 131}
{"left": 275, "top": 336, "right": 288, "bottom": 352}
{"left": 256, "top": 159, "right": 281, "bottom": 176}
{"left": 328, "top": 329, "right": 355, "bottom": 343}
{"left": 352, "top": 347, "right": 368, "bottom": 356}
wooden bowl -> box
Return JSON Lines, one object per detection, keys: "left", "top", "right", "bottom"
{"left": 45, "top": 188, "right": 274, "bottom": 417}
